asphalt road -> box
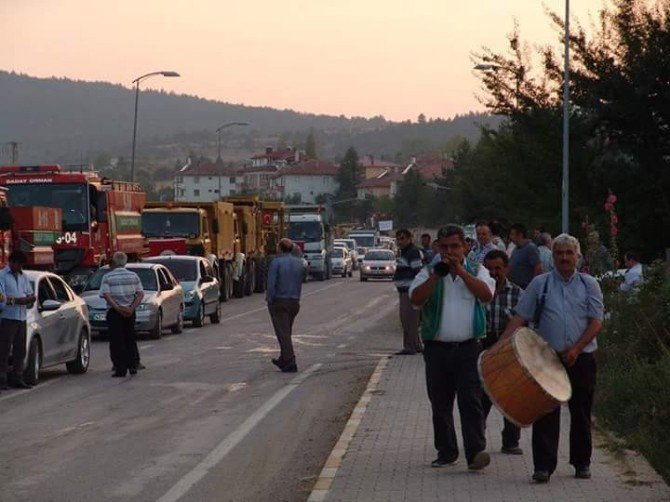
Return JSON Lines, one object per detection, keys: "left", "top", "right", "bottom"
{"left": 0, "top": 276, "right": 400, "bottom": 502}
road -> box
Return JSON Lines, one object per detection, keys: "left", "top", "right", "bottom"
{"left": 0, "top": 277, "right": 400, "bottom": 502}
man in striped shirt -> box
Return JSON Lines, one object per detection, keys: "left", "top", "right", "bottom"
{"left": 100, "top": 252, "right": 144, "bottom": 378}
{"left": 392, "top": 229, "right": 424, "bottom": 355}
{"left": 482, "top": 249, "right": 523, "bottom": 454}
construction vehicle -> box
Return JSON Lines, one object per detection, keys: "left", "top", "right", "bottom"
{"left": 0, "top": 187, "right": 62, "bottom": 269}
{"left": 141, "top": 201, "right": 239, "bottom": 301}
{"left": 0, "top": 165, "right": 145, "bottom": 288}
{"left": 287, "top": 205, "right": 333, "bottom": 280}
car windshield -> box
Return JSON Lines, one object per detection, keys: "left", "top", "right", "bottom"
{"left": 7, "top": 183, "right": 89, "bottom": 231}
{"left": 332, "top": 248, "right": 345, "bottom": 258}
{"left": 288, "top": 221, "right": 322, "bottom": 242}
{"left": 365, "top": 251, "right": 394, "bottom": 261}
{"left": 153, "top": 260, "right": 197, "bottom": 282}
{"left": 335, "top": 240, "right": 355, "bottom": 250}
{"left": 84, "top": 267, "right": 158, "bottom": 291}
{"left": 349, "top": 235, "right": 375, "bottom": 247}
{"left": 142, "top": 212, "right": 199, "bottom": 238}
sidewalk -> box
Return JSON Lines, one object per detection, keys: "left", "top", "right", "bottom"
{"left": 312, "top": 355, "right": 669, "bottom": 502}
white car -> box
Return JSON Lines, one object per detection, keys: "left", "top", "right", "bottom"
{"left": 334, "top": 239, "right": 359, "bottom": 269}
{"left": 359, "top": 249, "right": 397, "bottom": 281}
{"left": 331, "top": 246, "right": 353, "bottom": 277}
{"left": 13, "top": 270, "right": 92, "bottom": 385}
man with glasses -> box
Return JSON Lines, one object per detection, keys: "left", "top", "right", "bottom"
{"left": 392, "top": 229, "right": 424, "bottom": 355}
{"left": 410, "top": 225, "right": 495, "bottom": 471}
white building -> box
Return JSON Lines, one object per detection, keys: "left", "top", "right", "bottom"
{"left": 174, "top": 159, "right": 243, "bottom": 201}
{"left": 270, "top": 160, "right": 339, "bottom": 203}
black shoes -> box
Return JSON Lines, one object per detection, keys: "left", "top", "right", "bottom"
{"left": 394, "top": 350, "right": 417, "bottom": 356}
{"left": 112, "top": 371, "right": 127, "bottom": 378}
{"left": 501, "top": 446, "right": 523, "bottom": 455}
{"left": 272, "top": 358, "right": 297, "bottom": 372}
{"left": 431, "top": 457, "right": 458, "bottom": 468}
{"left": 467, "top": 451, "right": 491, "bottom": 471}
{"left": 129, "top": 368, "right": 138, "bottom": 375}
{"left": 9, "top": 378, "right": 32, "bottom": 389}
{"left": 0, "top": 381, "right": 10, "bottom": 391}
{"left": 532, "top": 471, "right": 550, "bottom": 483}
{"left": 575, "top": 467, "right": 592, "bottom": 479}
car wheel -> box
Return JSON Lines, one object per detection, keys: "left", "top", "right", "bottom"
{"left": 192, "top": 302, "right": 205, "bottom": 327}
{"left": 24, "top": 337, "right": 41, "bottom": 386}
{"left": 210, "top": 301, "right": 221, "bottom": 324}
{"left": 66, "top": 329, "right": 90, "bottom": 374}
{"left": 171, "top": 309, "right": 184, "bottom": 334}
{"left": 150, "top": 310, "right": 163, "bottom": 339}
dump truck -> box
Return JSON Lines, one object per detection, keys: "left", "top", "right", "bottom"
{"left": 0, "top": 165, "right": 146, "bottom": 288}
{"left": 287, "top": 205, "right": 333, "bottom": 280}
{"left": 141, "top": 201, "right": 239, "bottom": 301}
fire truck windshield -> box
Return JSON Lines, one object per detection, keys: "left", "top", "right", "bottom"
{"left": 142, "top": 212, "right": 199, "bottom": 238}
{"left": 7, "top": 183, "right": 89, "bottom": 231}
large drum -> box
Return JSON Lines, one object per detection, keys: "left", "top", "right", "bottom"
{"left": 477, "top": 327, "right": 572, "bottom": 427}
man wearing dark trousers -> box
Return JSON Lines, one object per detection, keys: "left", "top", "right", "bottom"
{"left": 481, "top": 249, "right": 523, "bottom": 455}
{"left": 267, "top": 238, "right": 303, "bottom": 373}
{"left": 0, "top": 251, "right": 36, "bottom": 391}
{"left": 393, "top": 229, "right": 424, "bottom": 355}
{"left": 502, "top": 233, "right": 603, "bottom": 483}
{"left": 100, "top": 252, "right": 144, "bottom": 378}
{"left": 410, "top": 225, "right": 495, "bottom": 471}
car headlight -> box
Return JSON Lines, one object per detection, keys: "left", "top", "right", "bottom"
{"left": 137, "top": 303, "right": 150, "bottom": 311}
{"left": 184, "top": 290, "right": 196, "bottom": 301}
{"left": 363, "top": 265, "right": 371, "bottom": 271}
{"left": 385, "top": 265, "right": 394, "bottom": 271}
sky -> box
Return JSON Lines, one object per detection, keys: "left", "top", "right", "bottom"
{"left": 3, "top": 0, "right": 606, "bottom": 121}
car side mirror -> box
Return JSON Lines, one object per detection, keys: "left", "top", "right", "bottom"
{"left": 200, "top": 275, "right": 214, "bottom": 284}
{"left": 40, "top": 299, "right": 62, "bottom": 312}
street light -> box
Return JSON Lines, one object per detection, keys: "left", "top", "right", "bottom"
{"left": 215, "top": 122, "right": 249, "bottom": 199}
{"left": 130, "top": 70, "right": 180, "bottom": 182}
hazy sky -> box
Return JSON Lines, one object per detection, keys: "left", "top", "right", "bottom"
{"left": 3, "top": 0, "right": 604, "bottom": 121}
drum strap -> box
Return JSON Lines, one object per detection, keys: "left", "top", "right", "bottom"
{"left": 534, "top": 273, "right": 589, "bottom": 328}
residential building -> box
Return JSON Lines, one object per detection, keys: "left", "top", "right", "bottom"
{"left": 270, "top": 160, "right": 339, "bottom": 203}
{"left": 359, "top": 154, "right": 402, "bottom": 180}
{"left": 250, "top": 147, "right": 302, "bottom": 168}
{"left": 174, "top": 159, "right": 242, "bottom": 201}
{"left": 356, "top": 170, "right": 403, "bottom": 199}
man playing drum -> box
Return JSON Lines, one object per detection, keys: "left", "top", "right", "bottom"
{"left": 410, "top": 225, "right": 495, "bottom": 471}
{"left": 501, "top": 234, "right": 603, "bottom": 483}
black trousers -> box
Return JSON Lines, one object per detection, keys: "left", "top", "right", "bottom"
{"left": 107, "top": 310, "right": 138, "bottom": 374}
{"left": 423, "top": 339, "right": 487, "bottom": 464}
{"left": 268, "top": 299, "right": 300, "bottom": 364}
{"left": 0, "top": 319, "right": 27, "bottom": 381}
{"left": 532, "top": 352, "right": 596, "bottom": 474}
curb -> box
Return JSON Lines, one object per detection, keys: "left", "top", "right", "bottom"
{"left": 307, "top": 356, "right": 390, "bottom": 502}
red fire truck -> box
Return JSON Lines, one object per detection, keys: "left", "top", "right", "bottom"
{"left": 0, "top": 165, "right": 146, "bottom": 287}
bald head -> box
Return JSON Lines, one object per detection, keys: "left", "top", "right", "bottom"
{"left": 278, "top": 238, "right": 294, "bottom": 253}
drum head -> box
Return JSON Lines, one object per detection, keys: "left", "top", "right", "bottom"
{"left": 513, "top": 327, "right": 572, "bottom": 402}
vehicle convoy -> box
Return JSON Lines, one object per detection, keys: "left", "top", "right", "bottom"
{"left": 0, "top": 186, "right": 62, "bottom": 269}
{"left": 0, "top": 164, "right": 146, "bottom": 288}
{"left": 287, "top": 205, "right": 333, "bottom": 280}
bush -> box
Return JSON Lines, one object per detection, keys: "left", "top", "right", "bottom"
{"left": 595, "top": 261, "right": 670, "bottom": 483}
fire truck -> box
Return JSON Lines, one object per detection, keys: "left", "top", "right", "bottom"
{"left": 0, "top": 165, "right": 146, "bottom": 287}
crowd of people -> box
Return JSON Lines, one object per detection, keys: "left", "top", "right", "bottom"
{"left": 388, "top": 221, "right": 643, "bottom": 483}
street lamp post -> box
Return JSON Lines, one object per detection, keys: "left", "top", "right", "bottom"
{"left": 130, "top": 70, "right": 180, "bottom": 182}
{"left": 561, "top": 0, "right": 571, "bottom": 233}
{"left": 215, "top": 122, "right": 249, "bottom": 199}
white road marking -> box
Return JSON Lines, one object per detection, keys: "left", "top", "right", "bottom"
{"left": 139, "top": 344, "right": 154, "bottom": 349}
{"left": 337, "top": 344, "right": 347, "bottom": 349}
{"left": 157, "top": 363, "right": 322, "bottom": 502}
{"left": 214, "top": 346, "right": 233, "bottom": 350}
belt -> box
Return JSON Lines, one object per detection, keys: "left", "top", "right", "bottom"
{"left": 427, "top": 339, "right": 476, "bottom": 348}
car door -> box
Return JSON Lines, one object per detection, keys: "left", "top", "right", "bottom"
{"left": 35, "top": 277, "right": 61, "bottom": 366}
{"left": 157, "top": 267, "right": 179, "bottom": 327}
{"left": 47, "top": 276, "right": 79, "bottom": 362}
{"left": 200, "top": 260, "right": 217, "bottom": 314}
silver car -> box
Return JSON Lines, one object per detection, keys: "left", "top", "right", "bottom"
{"left": 81, "top": 263, "right": 184, "bottom": 339}
{"left": 14, "top": 270, "right": 92, "bottom": 385}
{"left": 331, "top": 246, "right": 353, "bottom": 277}
{"left": 359, "top": 249, "right": 397, "bottom": 281}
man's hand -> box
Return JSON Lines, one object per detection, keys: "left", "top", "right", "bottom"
{"left": 560, "top": 345, "right": 581, "bottom": 367}
{"left": 443, "top": 254, "right": 465, "bottom": 276}
{"left": 116, "top": 305, "right": 133, "bottom": 318}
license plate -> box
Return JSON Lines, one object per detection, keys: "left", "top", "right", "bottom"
{"left": 93, "top": 313, "right": 106, "bottom": 321}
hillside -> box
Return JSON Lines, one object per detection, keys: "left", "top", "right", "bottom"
{"left": 0, "top": 71, "right": 496, "bottom": 164}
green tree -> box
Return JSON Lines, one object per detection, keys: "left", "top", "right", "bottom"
{"left": 334, "top": 147, "right": 363, "bottom": 222}
{"left": 393, "top": 169, "right": 427, "bottom": 227}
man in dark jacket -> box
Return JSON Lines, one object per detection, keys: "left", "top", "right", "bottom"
{"left": 392, "top": 229, "right": 424, "bottom": 355}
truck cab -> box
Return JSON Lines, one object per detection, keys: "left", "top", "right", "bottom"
{"left": 288, "top": 208, "right": 332, "bottom": 281}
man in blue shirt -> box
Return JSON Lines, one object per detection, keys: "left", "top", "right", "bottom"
{"left": 502, "top": 234, "right": 604, "bottom": 484}
{"left": 0, "top": 251, "right": 36, "bottom": 390}
{"left": 267, "top": 238, "right": 304, "bottom": 373}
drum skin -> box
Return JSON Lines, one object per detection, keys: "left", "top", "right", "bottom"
{"left": 477, "top": 328, "right": 572, "bottom": 427}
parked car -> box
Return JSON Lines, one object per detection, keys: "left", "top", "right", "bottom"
{"left": 145, "top": 256, "right": 221, "bottom": 327}
{"left": 331, "top": 246, "right": 353, "bottom": 278}
{"left": 290, "top": 246, "right": 310, "bottom": 283}
{"left": 12, "top": 270, "right": 91, "bottom": 385}
{"left": 82, "top": 263, "right": 185, "bottom": 339}
{"left": 334, "top": 239, "right": 359, "bottom": 269}
{"left": 359, "top": 249, "right": 397, "bottom": 281}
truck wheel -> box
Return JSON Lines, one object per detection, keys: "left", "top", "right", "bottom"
{"left": 66, "top": 329, "right": 90, "bottom": 374}
{"left": 254, "top": 258, "right": 266, "bottom": 293}
{"left": 219, "top": 264, "right": 231, "bottom": 303}
{"left": 245, "top": 261, "right": 256, "bottom": 296}
{"left": 24, "top": 337, "right": 42, "bottom": 386}
{"left": 150, "top": 310, "right": 163, "bottom": 339}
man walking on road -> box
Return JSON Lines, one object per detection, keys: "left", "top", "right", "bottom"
{"left": 508, "top": 223, "right": 543, "bottom": 289}
{"left": 393, "top": 229, "right": 424, "bottom": 355}
{"left": 410, "top": 225, "right": 495, "bottom": 471}
{"left": 481, "top": 249, "right": 523, "bottom": 455}
{"left": 100, "top": 252, "right": 144, "bottom": 378}
{"left": 0, "top": 251, "right": 36, "bottom": 390}
{"left": 502, "top": 234, "right": 604, "bottom": 483}
{"left": 267, "top": 238, "right": 303, "bottom": 373}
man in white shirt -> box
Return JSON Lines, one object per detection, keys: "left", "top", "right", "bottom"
{"left": 620, "top": 251, "right": 643, "bottom": 293}
{"left": 410, "top": 225, "right": 495, "bottom": 471}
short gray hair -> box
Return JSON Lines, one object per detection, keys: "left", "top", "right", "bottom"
{"left": 552, "top": 233, "right": 580, "bottom": 255}
{"left": 539, "top": 232, "right": 552, "bottom": 247}
{"left": 111, "top": 251, "right": 128, "bottom": 268}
